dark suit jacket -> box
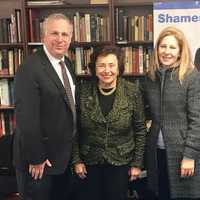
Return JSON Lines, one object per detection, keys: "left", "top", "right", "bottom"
{"left": 13, "top": 48, "right": 76, "bottom": 175}
{"left": 194, "top": 48, "right": 200, "bottom": 71}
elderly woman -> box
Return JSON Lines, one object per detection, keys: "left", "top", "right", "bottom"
{"left": 144, "top": 26, "right": 200, "bottom": 200}
{"left": 72, "top": 45, "right": 146, "bottom": 200}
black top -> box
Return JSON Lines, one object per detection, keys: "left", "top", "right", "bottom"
{"left": 97, "top": 88, "right": 116, "bottom": 116}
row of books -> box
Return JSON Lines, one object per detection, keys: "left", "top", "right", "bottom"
{"left": 0, "top": 9, "right": 22, "bottom": 43}
{"left": 27, "top": 0, "right": 108, "bottom": 6}
{"left": 28, "top": 10, "right": 110, "bottom": 43}
{"left": 73, "top": 12, "right": 110, "bottom": 42}
{"left": 115, "top": 8, "right": 153, "bottom": 42}
{"left": 68, "top": 46, "right": 153, "bottom": 75}
{"left": 69, "top": 47, "right": 92, "bottom": 75}
{"left": 122, "top": 46, "right": 153, "bottom": 74}
{"left": 0, "top": 79, "right": 14, "bottom": 106}
{"left": 30, "top": 46, "right": 92, "bottom": 75}
{"left": 0, "top": 111, "right": 16, "bottom": 138}
{"left": 27, "top": 0, "right": 64, "bottom": 6}
{"left": 0, "top": 49, "right": 23, "bottom": 76}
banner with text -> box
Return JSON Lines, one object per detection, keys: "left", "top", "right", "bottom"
{"left": 154, "top": 1, "right": 200, "bottom": 64}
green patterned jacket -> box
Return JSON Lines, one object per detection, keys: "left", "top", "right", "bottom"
{"left": 72, "top": 78, "right": 146, "bottom": 168}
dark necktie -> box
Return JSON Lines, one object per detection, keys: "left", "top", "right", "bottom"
{"left": 59, "top": 61, "right": 76, "bottom": 133}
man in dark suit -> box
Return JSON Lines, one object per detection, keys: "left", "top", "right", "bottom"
{"left": 194, "top": 48, "right": 200, "bottom": 71}
{"left": 13, "top": 13, "right": 76, "bottom": 200}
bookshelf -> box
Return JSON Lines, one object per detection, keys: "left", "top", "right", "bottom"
{"left": 113, "top": 0, "right": 153, "bottom": 75}
{"left": 23, "top": 0, "right": 155, "bottom": 77}
{"left": 0, "top": 0, "right": 24, "bottom": 196}
{"left": 0, "top": 0, "right": 154, "bottom": 158}
{"left": 0, "top": 0, "right": 24, "bottom": 139}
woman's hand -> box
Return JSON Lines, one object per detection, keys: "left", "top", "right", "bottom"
{"left": 181, "top": 159, "right": 195, "bottom": 177}
{"left": 128, "top": 167, "right": 141, "bottom": 181}
{"left": 74, "top": 163, "right": 87, "bottom": 179}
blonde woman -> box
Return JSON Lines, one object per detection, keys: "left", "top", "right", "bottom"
{"left": 144, "top": 26, "right": 200, "bottom": 200}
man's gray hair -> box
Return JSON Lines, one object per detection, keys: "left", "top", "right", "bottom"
{"left": 42, "top": 13, "right": 72, "bottom": 37}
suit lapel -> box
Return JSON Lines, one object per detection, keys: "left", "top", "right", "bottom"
{"left": 38, "top": 49, "right": 71, "bottom": 108}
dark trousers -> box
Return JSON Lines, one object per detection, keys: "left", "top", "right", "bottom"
{"left": 157, "top": 148, "right": 170, "bottom": 200}
{"left": 16, "top": 167, "right": 73, "bottom": 200}
{"left": 76, "top": 164, "right": 129, "bottom": 200}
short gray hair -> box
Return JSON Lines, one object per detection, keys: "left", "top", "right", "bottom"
{"left": 42, "top": 13, "right": 72, "bottom": 37}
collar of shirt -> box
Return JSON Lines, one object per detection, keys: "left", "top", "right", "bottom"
{"left": 43, "top": 45, "right": 64, "bottom": 65}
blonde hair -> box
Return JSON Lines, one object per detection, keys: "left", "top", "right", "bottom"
{"left": 149, "top": 26, "right": 194, "bottom": 81}
{"left": 42, "top": 13, "right": 72, "bottom": 37}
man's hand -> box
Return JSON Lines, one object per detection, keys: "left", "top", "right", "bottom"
{"left": 74, "top": 163, "right": 87, "bottom": 179}
{"left": 29, "top": 159, "right": 52, "bottom": 180}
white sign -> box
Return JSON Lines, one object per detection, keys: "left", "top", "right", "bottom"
{"left": 154, "top": 1, "right": 200, "bottom": 62}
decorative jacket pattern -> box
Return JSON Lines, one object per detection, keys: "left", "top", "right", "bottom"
{"left": 72, "top": 78, "right": 146, "bottom": 168}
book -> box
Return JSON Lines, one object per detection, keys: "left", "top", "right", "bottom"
{"left": 90, "top": 0, "right": 108, "bottom": 4}
{"left": 134, "top": 16, "right": 139, "bottom": 41}
{"left": 4, "top": 112, "right": 10, "bottom": 135}
{"left": 123, "top": 15, "right": 128, "bottom": 42}
{"left": 0, "top": 79, "right": 10, "bottom": 106}
{"left": 28, "top": 9, "right": 35, "bottom": 42}
{"left": 27, "top": 0, "right": 64, "bottom": 6}
{"left": 85, "top": 13, "right": 91, "bottom": 42}
{"left": 138, "top": 45, "right": 144, "bottom": 74}
{"left": 0, "top": 19, "right": 3, "bottom": 43}
{"left": 75, "top": 48, "right": 82, "bottom": 75}
{"left": 0, "top": 18, "right": 9, "bottom": 43}
{"left": 1, "top": 113, "right": 5, "bottom": 136}
{"left": 74, "top": 12, "right": 80, "bottom": 42}
{"left": 118, "top": 8, "right": 124, "bottom": 41}
{"left": 90, "top": 14, "right": 97, "bottom": 42}
{"left": 1, "top": 49, "right": 9, "bottom": 75}
{"left": 8, "top": 50, "right": 14, "bottom": 76}
{"left": 15, "top": 9, "right": 22, "bottom": 43}
{"left": 0, "top": 51, "right": 2, "bottom": 72}
{"left": 10, "top": 13, "right": 17, "bottom": 43}
{"left": 0, "top": 114, "right": 3, "bottom": 138}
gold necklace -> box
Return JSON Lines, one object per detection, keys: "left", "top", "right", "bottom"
{"left": 98, "top": 86, "right": 116, "bottom": 96}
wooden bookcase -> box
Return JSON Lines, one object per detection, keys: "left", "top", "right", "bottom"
{"left": 0, "top": 0, "right": 157, "bottom": 196}
{"left": 23, "top": 0, "right": 155, "bottom": 77}
{"left": 113, "top": 0, "right": 153, "bottom": 76}
{"left": 0, "top": 0, "right": 25, "bottom": 196}
{"left": 0, "top": 0, "right": 24, "bottom": 162}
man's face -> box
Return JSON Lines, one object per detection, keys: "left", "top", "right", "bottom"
{"left": 43, "top": 19, "right": 73, "bottom": 59}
